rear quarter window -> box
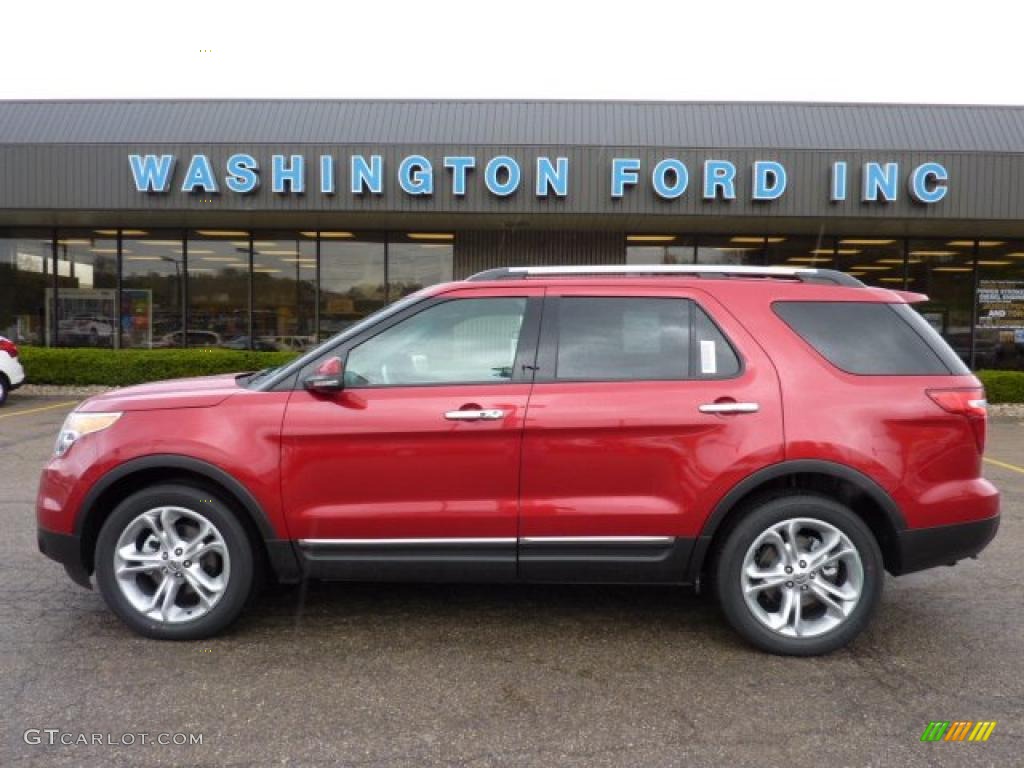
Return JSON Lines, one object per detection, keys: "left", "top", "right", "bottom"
{"left": 773, "top": 301, "right": 970, "bottom": 376}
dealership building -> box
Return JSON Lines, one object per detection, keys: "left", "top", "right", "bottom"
{"left": 0, "top": 99, "right": 1022, "bottom": 368}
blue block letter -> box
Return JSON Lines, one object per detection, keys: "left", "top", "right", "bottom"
{"left": 181, "top": 154, "right": 218, "bottom": 194}
{"left": 320, "top": 155, "right": 335, "bottom": 195}
{"left": 225, "top": 153, "right": 259, "bottom": 194}
{"left": 651, "top": 159, "right": 689, "bottom": 199}
{"left": 611, "top": 158, "right": 641, "bottom": 198}
{"left": 703, "top": 160, "right": 736, "bottom": 200}
{"left": 752, "top": 161, "right": 786, "bottom": 200}
{"left": 831, "top": 161, "right": 848, "bottom": 202}
{"left": 908, "top": 162, "right": 948, "bottom": 204}
{"left": 351, "top": 155, "right": 383, "bottom": 194}
{"left": 399, "top": 155, "right": 433, "bottom": 195}
{"left": 444, "top": 156, "right": 476, "bottom": 196}
{"left": 129, "top": 154, "right": 175, "bottom": 193}
{"left": 272, "top": 154, "right": 305, "bottom": 194}
{"left": 536, "top": 157, "right": 569, "bottom": 197}
{"left": 485, "top": 156, "right": 521, "bottom": 197}
{"left": 862, "top": 162, "right": 899, "bottom": 202}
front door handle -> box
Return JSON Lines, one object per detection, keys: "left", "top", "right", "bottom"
{"left": 698, "top": 402, "right": 760, "bottom": 414}
{"left": 444, "top": 409, "right": 506, "bottom": 421}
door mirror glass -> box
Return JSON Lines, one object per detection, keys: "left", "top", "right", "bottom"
{"left": 303, "top": 356, "right": 345, "bottom": 393}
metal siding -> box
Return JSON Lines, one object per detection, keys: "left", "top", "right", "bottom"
{"left": 2, "top": 100, "right": 1024, "bottom": 150}
{"left": 3, "top": 142, "right": 1024, "bottom": 223}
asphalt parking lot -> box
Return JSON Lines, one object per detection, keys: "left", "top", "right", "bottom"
{"left": 1, "top": 393, "right": 1021, "bottom": 767}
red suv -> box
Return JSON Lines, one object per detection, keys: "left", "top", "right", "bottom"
{"left": 37, "top": 265, "right": 1000, "bottom": 655}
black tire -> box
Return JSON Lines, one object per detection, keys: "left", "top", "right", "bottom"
{"left": 94, "top": 483, "right": 256, "bottom": 640}
{"left": 713, "top": 492, "right": 884, "bottom": 656}
{"left": 0, "top": 375, "right": 8, "bottom": 406}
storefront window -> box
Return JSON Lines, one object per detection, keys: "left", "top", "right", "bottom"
{"left": 0, "top": 230, "right": 52, "bottom": 346}
{"left": 121, "top": 231, "right": 184, "bottom": 349}
{"left": 317, "top": 232, "right": 386, "bottom": 340}
{"left": 388, "top": 233, "right": 454, "bottom": 299}
{"left": 973, "top": 240, "right": 1024, "bottom": 370}
{"left": 695, "top": 235, "right": 766, "bottom": 265}
{"left": 186, "top": 231, "right": 250, "bottom": 348}
{"left": 253, "top": 234, "right": 316, "bottom": 352}
{"left": 833, "top": 238, "right": 904, "bottom": 288}
{"left": 906, "top": 240, "right": 975, "bottom": 367}
{"left": 763, "top": 235, "right": 835, "bottom": 269}
{"left": 626, "top": 235, "right": 695, "bottom": 264}
{"left": 55, "top": 231, "right": 118, "bottom": 348}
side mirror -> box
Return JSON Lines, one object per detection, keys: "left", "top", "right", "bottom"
{"left": 304, "top": 356, "right": 345, "bottom": 393}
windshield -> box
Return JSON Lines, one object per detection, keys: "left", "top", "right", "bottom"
{"left": 251, "top": 289, "right": 432, "bottom": 390}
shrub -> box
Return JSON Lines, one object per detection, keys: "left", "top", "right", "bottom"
{"left": 19, "top": 347, "right": 299, "bottom": 387}
{"left": 976, "top": 370, "right": 1024, "bottom": 404}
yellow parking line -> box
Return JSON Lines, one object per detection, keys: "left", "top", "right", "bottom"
{"left": 984, "top": 457, "right": 1024, "bottom": 475}
{"left": 0, "top": 400, "right": 78, "bottom": 420}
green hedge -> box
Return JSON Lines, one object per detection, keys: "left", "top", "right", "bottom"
{"left": 19, "top": 347, "right": 299, "bottom": 386}
{"left": 976, "top": 370, "right": 1024, "bottom": 404}
{"left": 15, "top": 348, "right": 1024, "bottom": 401}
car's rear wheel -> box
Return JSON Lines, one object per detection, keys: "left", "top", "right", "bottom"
{"left": 714, "top": 493, "right": 883, "bottom": 656}
{"left": 95, "top": 484, "right": 255, "bottom": 640}
{"left": 0, "top": 374, "right": 8, "bottom": 406}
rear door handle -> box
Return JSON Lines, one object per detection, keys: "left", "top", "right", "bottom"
{"left": 444, "top": 409, "right": 506, "bottom": 421}
{"left": 698, "top": 402, "right": 760, "bottom": 414}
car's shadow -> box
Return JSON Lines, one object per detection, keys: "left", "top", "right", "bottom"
{"left": 237, "top": 580, "right": 730, "bottom": 644}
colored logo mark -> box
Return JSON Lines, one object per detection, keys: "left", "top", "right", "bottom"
{"left": 920, "top": 721, "right": 997, "bottom": 742}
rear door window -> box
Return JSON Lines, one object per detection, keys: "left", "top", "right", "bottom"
{"left": 547, "top": 297, "right": 741, "bottom": 381}
{"left": 773, "top": 301, "right": 969, "bottom": 375}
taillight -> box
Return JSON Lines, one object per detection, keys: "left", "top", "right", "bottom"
{"left": 927, "top": 387, "right": 987, "bottom": 452}
{"left": 0, "top": 338, "right": 17, "bottom": 358}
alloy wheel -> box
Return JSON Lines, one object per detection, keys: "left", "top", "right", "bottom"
{"left": 112, "top": 506, "right": 231, "bottom": 624}
{"left": 740, "top": 516, "right": 864, "bottom": 638}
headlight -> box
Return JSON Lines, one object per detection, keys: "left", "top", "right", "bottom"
{"left": 54, "top": 412, "right": 122, "bottom": 458}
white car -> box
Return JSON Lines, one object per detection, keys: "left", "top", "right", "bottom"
{"left": 0, "top": 336, "right": 26, "bottom": 406}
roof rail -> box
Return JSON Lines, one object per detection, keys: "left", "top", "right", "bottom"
{"left": 466, "top": 264, "right": 865, "bottom": 287}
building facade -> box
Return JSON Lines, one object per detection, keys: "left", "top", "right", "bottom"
{"left": 1, "top": 100, "right": 1022, "bottom": 369}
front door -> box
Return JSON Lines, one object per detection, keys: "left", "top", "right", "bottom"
{"left": 518, "top": 286, "right": 784, "bottom": 582}
{"left": 280, "top": 286, "right": 543, "bottom": 581}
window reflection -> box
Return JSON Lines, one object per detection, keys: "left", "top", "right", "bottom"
{"left": 696, "top": 235, "right": 767, "bottom": 265}
{"left": 626, "top": 235, "right": 695, "bottom": 264}
{"left": 318, "top": 233, "right": 386, "bottom": 340}
{"left": 0, "top": 230, "right": 51, "bottom": 346}
{"left": 253, "top": 234, "right": 316, "bottom": 352}
{"left": 55, "top": 231, "right": 118, "bottom": 348}
{"left": 388, "top": 234, "right": 454, "bottom": 299}
{"left": 186, "top": 232, "right": 249, "bottom": 349}
{"left": 834, "top": 238, "right": 904, "bottom": 288}
{"left": 763, "top": 236, "right": 834, "bottom": 269}
{"left": 906, "top": 240, "right": 975, "bottom": 367}
{"left": 122, "top": 232, "right": 184, "bottom": 349}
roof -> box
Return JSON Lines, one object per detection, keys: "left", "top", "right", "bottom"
{"left": 1, "top": 99, "right": 1024, "bottom": 151}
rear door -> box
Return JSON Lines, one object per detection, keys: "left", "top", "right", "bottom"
{"left": 518, "top": 285, "right": 784, "bottom": 582}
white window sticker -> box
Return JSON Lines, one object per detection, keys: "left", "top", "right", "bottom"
{"left": 700, "top": 340, "right": 717, "bottom": 374}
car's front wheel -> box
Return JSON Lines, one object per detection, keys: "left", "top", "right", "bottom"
{"left": 95, "top": 484, "right": 256, "bottom": 640}
{"left": 714, "top": 493, "right": 884, "bottom": 656}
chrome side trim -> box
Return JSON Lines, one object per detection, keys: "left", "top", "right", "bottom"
{"left": 299, "top": 536, "right": 676, "bottom": 546}
{"left": 518, "top": 536, "right": 675, "bottom": 544}
{"left": 298, "top": 537, "right": 517, "bottom": 547}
